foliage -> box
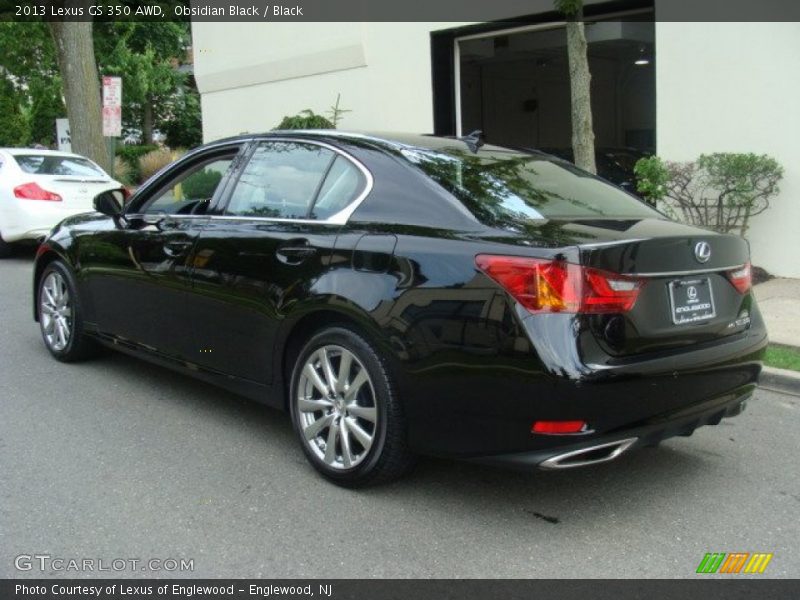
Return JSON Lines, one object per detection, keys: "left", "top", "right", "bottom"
{"left": 27, "top": 79, "right": 66, "bottom": 146}
{"left": 634, "top": 153, "right": 784, "bottom": 236}
{"left": 764, "top": 345, "right": 800, "bottom": 372}
{"left": 158, "top": 84, "right": 203, "bottom": 149}
{"left": 633, "top": 156, "right": 669, "bottom": 203}
{"left": 183, "top": 169, "right": 223, "bottom": 199}
{"left": 275, "top": 109, "right": 335, "bottom": 130}
{"left": 0, "top": 78, "right": 30, "bottom": 147}
{"left": 139, "top": 147, "right": 184, "bottom": 182}
{"left": 116, "top": 143, "right": 158, "bottom": 183}
{"left": 554, "top": 0, "right": 584, "bottom": 17}
{"left": 326, "top": 94, "right": 351, "bottom": 128}
{"left": 113, "top": 156, "right": 133, "bottom": 186}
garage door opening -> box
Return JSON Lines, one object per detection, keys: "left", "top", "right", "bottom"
{"left": 455, "top": 18, "right": 655, "bottom": 158}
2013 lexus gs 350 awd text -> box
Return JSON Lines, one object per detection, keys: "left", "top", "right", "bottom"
{"left": 32, "top": 132, "right": 767, "bottom": 486}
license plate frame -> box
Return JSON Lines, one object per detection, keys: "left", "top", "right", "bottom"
{"left": 668, "top": 277, "right": 716, "bottom": 325}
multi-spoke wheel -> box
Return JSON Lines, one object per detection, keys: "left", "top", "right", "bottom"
{"left": 289, "top": 327, "right": 414, "bottom": 487}
{"left": 37, "top": 260, "right": 97, "bottom": 362}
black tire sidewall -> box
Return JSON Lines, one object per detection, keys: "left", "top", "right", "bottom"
{"left": 289, "top": 327, "right": 392, "bottom": 484}
{"left": 37, "top": 261, "right": 87, "bottom": 361}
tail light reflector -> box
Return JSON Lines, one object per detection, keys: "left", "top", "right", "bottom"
{"left": 14, "top": 182, "right": 63, "bottom": 202}
{"left": 726, "top": 262, "right": 751, "bottom": 294}
{"left": 532, "top": 420, "right": 588, "bottom": 435}
{"left": 475, "top": 255, "right": 643, "bottom": 314}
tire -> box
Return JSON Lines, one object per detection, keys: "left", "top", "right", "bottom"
{"left": 37, "top": 260, "right": 98, "bottom": 362}
{"left": 0, "top": 232, "right": 12, "bottom": 258}
{"left": 289, "top": 326, "right": 414, "bottom": 487}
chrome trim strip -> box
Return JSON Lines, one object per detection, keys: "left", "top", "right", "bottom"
{"left": 126, "top": 139, "right": 374, "bottom": 227}
{"left": 539, "top": 437, "right": 638, "bottom": 470}
{"left": 630, "top": 265, "right": 743, "bottom": 277}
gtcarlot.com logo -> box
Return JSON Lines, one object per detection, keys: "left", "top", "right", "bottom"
{"left": 696, "top": 552, "right": 773, "bottom": 574}
{"left": 14, "top": 554, "right": 194, "bottom": 573}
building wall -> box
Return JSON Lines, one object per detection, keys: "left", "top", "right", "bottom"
{"left": 656, "top": 22, "right": 800, "bottom": 277}
{"left": 192, "top": 22, "right": 467, "bottom": 140}
{"left": 193, "top": 20, "right": 800, "bottom": 278}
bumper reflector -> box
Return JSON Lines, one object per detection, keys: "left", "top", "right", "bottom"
{"left": 532, "top": 420, "right": 588, "bottom": 435}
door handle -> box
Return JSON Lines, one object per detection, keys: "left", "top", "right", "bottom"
{"left": 276, "top": 239, "right": 317, "bottom": 265}
{"left": 163, "top": 240, "right": 192, "bottom": 257}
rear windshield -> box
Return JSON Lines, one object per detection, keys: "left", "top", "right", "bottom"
{"left": 13, "top": 154, "right": 107, "bottom": 177}
{"left": 400, "top": 146, "right": 659, "bottom": 225}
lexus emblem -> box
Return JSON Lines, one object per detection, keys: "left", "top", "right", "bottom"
{"left": 694, "top": 241, "right": 711, "bottom": 263}
{"left": 687, "top": 286, "right": 698, "bottom": 300}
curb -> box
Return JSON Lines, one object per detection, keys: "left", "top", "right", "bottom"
{"left": 760, "top": 366, "right": 800, "bottom": 397}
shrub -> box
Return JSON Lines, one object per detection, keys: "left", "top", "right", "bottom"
{"left": 113, "top": 156, "right": 133, "bottom": 185}
{"left": 138, "top": 147, "right": 185, "bottom": 182}
{"left": 275, "top": 109, "right": 334, "bottom": 130}
{"left": 635, "top": 153, "right": 783, "bottom": 237}
{"left": 183, "top": 168, "right": 222, "bottom": 199}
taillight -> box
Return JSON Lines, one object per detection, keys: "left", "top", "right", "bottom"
{"left": 475, "top": 255, "right": 643, "bottom": 314}
{"left": 726, "top": 262, "right": 752, "bottom": 294}
{"left": 13, "top": 182, "right": 62, "bottom": 202}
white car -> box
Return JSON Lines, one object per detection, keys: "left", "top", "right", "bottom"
{"left": 0, "top": 148, "right": 122, "bottom": 257}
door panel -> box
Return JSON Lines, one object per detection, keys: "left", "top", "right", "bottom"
{"left": 186, "top": 219, "right": 340, "bottom": 383}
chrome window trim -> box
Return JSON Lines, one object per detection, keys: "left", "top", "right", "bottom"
{"left": 222, "top": 138, "right": 374, "bottom": 226}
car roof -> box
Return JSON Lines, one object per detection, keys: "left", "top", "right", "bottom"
{"left": 206, "top": 131, "right": 524, "bottom": 156}
{"left": 0, "top": 148, "right": 90, "bottom": 159}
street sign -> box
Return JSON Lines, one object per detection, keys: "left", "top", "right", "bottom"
{"left": 102, "top": 76, "right": 122, "bottom": 137}
{"left": 55, "top": 118, "right": 71, "bottom": 152}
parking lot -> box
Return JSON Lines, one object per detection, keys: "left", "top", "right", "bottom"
{"left": 1, "top": 249, "right": 798, "bottom": 579}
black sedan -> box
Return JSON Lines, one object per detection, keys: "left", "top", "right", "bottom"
{"left": 32, "top": 132, "right": 767, "bottom": 487}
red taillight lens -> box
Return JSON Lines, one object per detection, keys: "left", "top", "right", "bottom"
{"left": 13, "top": 182, "right": 62, "bottom": 202}
{"left": 475, "top": 255, "right": 643, "bottom": 314}
{"left": 726, "top": 262, "right": 752, "bottom": 294}
{"left": 532, "top": 420, "right": 588, "bottom": 434}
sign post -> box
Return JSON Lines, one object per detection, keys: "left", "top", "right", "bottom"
{"left": 102, "top": 76, "right": 122, "bottom": 173}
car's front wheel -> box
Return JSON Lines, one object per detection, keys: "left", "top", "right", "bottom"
{"left": 289, "top": 326, "right": 414, "bottom": 487}
{"left": 37, "top": 260, "right": 98, "bottom": 362}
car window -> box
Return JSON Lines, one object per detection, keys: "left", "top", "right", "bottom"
{"left": 142, "top": 157, "right": 233, "bottom": 215}
{"left": 401, "top": 146, "right": 659, "bottom": 225}
{"left": 13, "top": 154, "right": 107, "bottom": 177}
{"left": 310, "top": 155, "right": 365, "bottom": 220}
{"left": 226, "top": 142, "right": 335, "bottom": 219}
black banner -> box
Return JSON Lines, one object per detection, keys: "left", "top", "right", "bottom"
{"left": 1, "top": 0, "right": 800, "bottom": 22}
{"left": 3, "top": 580, "right": 799, "bottom": 600}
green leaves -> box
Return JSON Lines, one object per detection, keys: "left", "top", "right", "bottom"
{"left": 275, "top": 110, "right": 335, "bottom": 130}
{"left": 634, "top": 152, "right": 784, "bottom": 237}
{"left": 554, "top": 0, "right": 584, "bottom": 18}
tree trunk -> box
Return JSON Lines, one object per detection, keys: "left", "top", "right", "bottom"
{"left": 49, "top": 12, "right": 109, "bottom": 173}
{"left": 564, "top": 16, "right": 597, "bottom": 174}
{"left": 142, "top": 99, "right": 154, "bottom": 145}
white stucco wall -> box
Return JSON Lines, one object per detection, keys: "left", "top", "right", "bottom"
{"left": 656, "top": 22, "right": 800, "bottom": 277}
{"left": 192, "top": 22, "right": 467, "bottom": 140}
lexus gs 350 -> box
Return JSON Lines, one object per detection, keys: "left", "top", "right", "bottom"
{"left": 32, "top": 132, "right": 767, "bottom": 486}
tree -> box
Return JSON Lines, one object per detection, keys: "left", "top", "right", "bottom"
{"left": 0, "top": 78, "right": 29, "bottom": 147}
{"left": 554, "top": 0, "right": 597, "bottom": 174}
{"left": 634, "top": 154, "right": 784, "bottom": 237}
{"left": 49, "top": 12, "right": 109, "bottom": 172}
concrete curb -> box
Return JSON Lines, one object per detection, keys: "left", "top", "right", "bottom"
{"left": 760, "top": 366, "right": 800, "bottom": 397}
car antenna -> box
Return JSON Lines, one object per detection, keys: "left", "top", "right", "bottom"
{"left": 460, "top": 130, "right": 484, "bottom": 154}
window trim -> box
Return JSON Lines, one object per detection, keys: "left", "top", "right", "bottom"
{"left": 219, "top": 138, "right": 374, "bottom": 226}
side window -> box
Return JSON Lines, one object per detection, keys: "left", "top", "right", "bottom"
{"left": 311, "top": 155, "right": 366, "bottom": 220}
{"left": 142, "top": 156, "right": 234, "bottom": 215}
{"left": 226, "top": 142, "right": 334, "bottom": 219}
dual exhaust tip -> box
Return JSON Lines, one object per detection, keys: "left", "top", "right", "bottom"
{"left": 539, "top": 437, "right": 638, "bottom": 469}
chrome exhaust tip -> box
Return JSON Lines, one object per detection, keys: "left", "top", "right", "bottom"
{"left": 539, "top": 437, "right": 638, "bottom": 470}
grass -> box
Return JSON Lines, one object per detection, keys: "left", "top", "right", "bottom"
{"left": 764, "top": 344, "right": 800, "bottom": 372}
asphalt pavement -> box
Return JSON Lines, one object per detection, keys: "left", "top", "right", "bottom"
{"left": 1, "top": 249, "right": 798, "bottom": 579}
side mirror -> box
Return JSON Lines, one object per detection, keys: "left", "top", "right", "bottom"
{"left": 93, "top": 189, "right": 125, "bottom": 217}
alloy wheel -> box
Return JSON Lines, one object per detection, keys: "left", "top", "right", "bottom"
{"left": 40, "top": 271, "right": 73, "bottom": 352}
{"left": 296, "top": 344, "right": 378, "bottom": 470}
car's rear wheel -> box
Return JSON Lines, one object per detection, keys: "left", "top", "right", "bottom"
{"left": 38, "top": 261, "right": 98, "bottom": 362}
{"left": 289, "top": 326, "right": 414, "bottom": 487}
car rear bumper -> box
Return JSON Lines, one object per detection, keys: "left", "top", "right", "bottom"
{"left": 470, "top": 384, "right": 752, "bottom": 470}
{"left": 0, "top": 204, "right": 93, "bottom": 242}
